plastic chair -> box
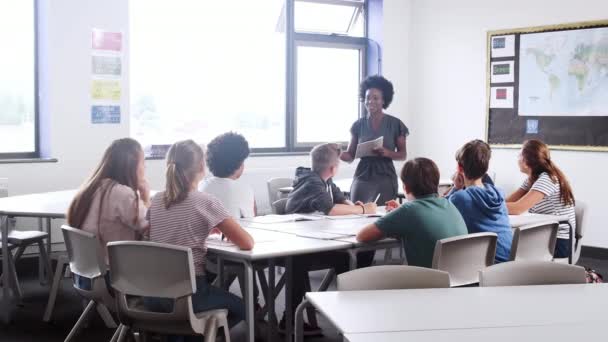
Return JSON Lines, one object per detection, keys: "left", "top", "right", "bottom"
{"left": 267, "top": 178, "right": 293, "bottom": 213}
{"left": 432, "top": 232, "right": 497, "bottom": 287}
{"left": 61, "top": 225, "right": 118, "bottom": 341}
{"left": 555, "top": 201, "right": 586, "bottom": 265}
{"left": 0, "top": 242, "right": 22, "bottom": 300}
{"left": 337, "top": 265, "right": 450, "bottom": 290}
{"left": 43, "top": 253, "right": 70, "bottom": 322}
{"left": 479, "top": 261, "right": 587, "bottom": 287}
{"left": 272, "top": 198, "right": 288, "bottom": 215}
{"left": 107, "top": 241, "right": 229, "bottom": 342}
{"left": 510, "top": 221, "right": 558, "bottom": 261}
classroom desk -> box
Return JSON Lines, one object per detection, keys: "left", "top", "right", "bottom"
{"left": 343, "top": 322, "right": 603, "bottom": 342}
{"left": 0, "top": 190, "right": 76, "bottom": 323}
{"left": 207, "top": 229, "right": 353, "bottom": 342}
{"left": 278, "top": 177, "right": 454, "bottom": 200}
{"left": 299, "top": 284, "right": 608, "bottom": 341}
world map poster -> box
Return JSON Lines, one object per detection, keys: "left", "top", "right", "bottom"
{"left": 519, "top": 27, "right": 608, "bottom": 116}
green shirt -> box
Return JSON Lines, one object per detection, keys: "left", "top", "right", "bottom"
{"left": 375, "top": 194, "right": 467, "bottom": 268}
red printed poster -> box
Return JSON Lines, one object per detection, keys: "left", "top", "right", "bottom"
{"left": 92, "top": 29, "right": 122, "bottom": 52}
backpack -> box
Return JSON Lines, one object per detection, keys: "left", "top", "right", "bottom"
{"left": 585, "top": 267, "right": 604, "bottom": 283}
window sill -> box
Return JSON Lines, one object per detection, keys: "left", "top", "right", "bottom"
{"left": 0, "top": 158, "right": 58, "bottom": 164}
{"left": 145, "top": 151, "right": 311, "bottom": 161}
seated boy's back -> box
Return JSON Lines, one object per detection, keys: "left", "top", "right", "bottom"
{"left": 375, "top": 194, "right": 467, "bottom": 267}
{"left": 285, "top": 167, "right": 345, "bottom": 214}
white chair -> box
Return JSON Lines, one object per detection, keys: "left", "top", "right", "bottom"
{"left": 61, "top": 225, "right": 118, "bottom": 341}
{"left": 479, "top": 261, "right": 587, "bottom": 287}
{"left": 43, "top": 253, "right": 69, "bottom": 322}
{"left": 432, "top": 232, "right": 497, "bottom": 287}
{"left": 107, "top": 241, "right": 229, "bottom": 342}
{"left": 267, "top": 178, "right": 293, "bottom": 213}
{"left": 510, "top": 221, "right": 558, "bottom": 262}
{"left": 337, "top": 265, "right": 450, "bottom": 290}
{"left": 272, "top": 198, "right": 288, "bottom": 215}
{"left": 555, "top": 201, "right": 586, "bottom": 265}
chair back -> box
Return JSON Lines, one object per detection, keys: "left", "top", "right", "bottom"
{"left": 61, "top": 225, "right": 110, "bottom": 301}
{"left": 510, "top": 221, "right": 558, "bottom": 261}
{"left": 432, "top": 232, "right": 497, "bottom": 286}
{"left": 573, "top": 201, "right": 586, "bottom": 263}
{"left": 337, "top": 265, "right": 450, "bottom": 291}
{"left": 267, "top": 178, "right": 293, "bottom": 212}
{"left": 479, "top": 261, "right": 587, "bottom": 287}
{"left": 272, "top": 198, "right": 288, "bottom": 215}
{"left": 107, "top": 241, "right": 196, "bottom": 325}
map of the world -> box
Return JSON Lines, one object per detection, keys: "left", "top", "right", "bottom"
{"left": 519, "top": 27, "right": 608, "bottom": 116}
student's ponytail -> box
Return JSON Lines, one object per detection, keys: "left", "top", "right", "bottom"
{"left": 163, "top": 140, "right": 205, "bottom": 209}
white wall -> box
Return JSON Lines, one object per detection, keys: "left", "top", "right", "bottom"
{"left": 384, "top": 0, "right": 608, "bottom": 247}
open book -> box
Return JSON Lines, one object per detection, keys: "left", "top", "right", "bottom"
{"left": 240, "top": 214, "right": 325, "bottom": 224}
{"left": 354, "top": 136, "right": 384, "bottom": 159}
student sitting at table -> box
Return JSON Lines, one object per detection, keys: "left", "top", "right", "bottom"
{"left": 285, "top": 143, "right": 377, "bottom": 215}
{"left": 282, "top": 143, "right": 376, "bottom": 335}
{"left": 146, "top": 139, "right": 254, "bottom": 331}
{"left": 199, "top": 132, "right": 256, "bottom": 218}
{"left": 67, "top": 138, "right": 151, "bottom": 291}
{"left": 356, "top": 157, "right": 468, "bottom": 268}
{"left": 67, "top": 138, "right": 151, "bottom": 263}
{"left": 506, "top": 139, "right": 575, "bottom": 258}
{"left": 446, "top": 140, "right": 512, "bottom": 263}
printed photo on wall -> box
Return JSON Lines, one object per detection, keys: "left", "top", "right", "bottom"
{"left": 491, "top": 35, "right": 515, "bottom": 58}
{"left": 490, "top": 86, "right": 514, "bottom": 108}
{"left": 490, "top": 60, "right": 515, "bottom": 83}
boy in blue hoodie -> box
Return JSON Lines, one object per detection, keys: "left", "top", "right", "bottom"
{"left": 447, "top": 140, "right": 512, "bottom": 262}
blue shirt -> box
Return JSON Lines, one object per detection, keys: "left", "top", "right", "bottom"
{"left": 448, "top": 183, "right": 513, "bottom": 262}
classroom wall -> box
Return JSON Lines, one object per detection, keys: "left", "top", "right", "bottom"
{"left": 395, "top": 0, "right": 608, "bottom": 247}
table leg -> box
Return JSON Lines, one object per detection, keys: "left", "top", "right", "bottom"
{"left": 242, "top": 260, "right": 255, "bottom": 342}
{"left": 38, "top": 218, "right": 44, "bottom": 284}
{"left": 267, "top": 259, "right": 277, "bottom": 341}
{"left": 348, "top": 249, "right": 357, "bottom": 270}
{"left": 1, "top": 215, "right": 13, "bottom": 323}
{"left": 284, "top": 256, "right": 293, "bottom": 342}
{"left": 217, "top": 256, "right": 224, "bottom": 289}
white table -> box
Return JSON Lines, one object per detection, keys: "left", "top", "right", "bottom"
{"left": 278, "top": 177, "right": 454, "bottom": 200}
{"left": 343, "top": 321, "right": 603, "bottom": 342}
{"left": 303, "top": 284, "right": 608, "bottom": 337}
{"left": 0, "top": 190, "right": 77, "bottom": 323}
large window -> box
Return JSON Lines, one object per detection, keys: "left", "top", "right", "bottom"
{"left": 130, "top": 0, "right": 366, "bottom": 155}
{"left": 0, "top": 1, "right": 37, "bottom": 158}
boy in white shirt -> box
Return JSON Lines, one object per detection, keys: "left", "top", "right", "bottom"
{"left": 199, "top": 132, "right": 256, "bottom": 218}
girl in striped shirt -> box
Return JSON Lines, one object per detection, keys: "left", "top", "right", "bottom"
{"left": 147, "top": 139, "right": 254, "bottom": 330}
{"left": 506, "top": 139, "right": 575, "bottom": 258}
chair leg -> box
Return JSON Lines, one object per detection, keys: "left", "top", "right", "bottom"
{"left": 96, "top": 303, "right": 118, "bottom": 328}
{"left": 303, "top": 273, "right": 318, "bottom": 328}
{"left": 203, "top": 317, "right": 217, "bottom": 342}
{"left": 110, "top": 324, "right": 124, "bottom": 342}
{"left": 116, "top": 325, "right": 130, "bottom": 342}
{"left": 64, "top": 300, "right": 96, "bottom": 342}
{"left": 7, "top": 251, "right": 22, "bottom": 300}
{"left": 37, "top": 241, "right": 54, "bottom": 285}
{"left": 43, "top": 260, "right": 67, "bottom": 322}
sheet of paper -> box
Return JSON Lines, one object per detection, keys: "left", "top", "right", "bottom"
{"left": 490, "top": 86, "right": 514, "bottom": 108}
{"left": 491, "top": 35, "right": 515, "bottom": 58}
{"left": 355, "top": 136, "right": 384, "bottom": 159}
{"left": 295, "top": 231, "right": 354, "bottom": 240}
{"left": 240, "top": 214, "right": 325, "bottom": 224}
{"left": 206, "top": 234, "right": 235, "bottom": 247}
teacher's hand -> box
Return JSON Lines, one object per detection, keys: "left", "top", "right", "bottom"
{"left": 373, "top": 147, "right": 391, "bottom": 157}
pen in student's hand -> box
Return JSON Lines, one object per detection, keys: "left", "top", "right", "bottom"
{"left": 374, "top": 193, "right": 381, "bottom": 204}
{"left": 221, "top": 234, "right": 225, "bottom": 241}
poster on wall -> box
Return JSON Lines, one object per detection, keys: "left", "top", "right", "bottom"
{"left": 490, "top": 61, "right": 515, "bottom": 83}
{"left": 91, "top": 28, "right": 123, "bottom": 124}
{"left": 490, "top": 86, "right": 514, "bottom": 108}
{"left": 491, "top": 35, "right": 515, "bottom": 58}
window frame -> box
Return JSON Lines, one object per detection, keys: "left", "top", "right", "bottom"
{"left": 292, "top": 38, "right": 366, "bottom": 148}
{"left": 277, "top": 0, "right": 368, "bottom": 154}
{"left": 0, "top": 0, "right": 40, "bottom": 160}
{"left": 135, "top": 0, "right": 369, "bottom": 158}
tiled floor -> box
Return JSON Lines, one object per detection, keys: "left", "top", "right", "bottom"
{"left": 0, "top": 255, "right": 606, "bottom": 342}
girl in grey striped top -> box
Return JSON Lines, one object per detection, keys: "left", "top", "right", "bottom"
{"left": 506, "top": 139, "right": 575, "bottom": 258}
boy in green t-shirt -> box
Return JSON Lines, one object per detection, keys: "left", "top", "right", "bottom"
{"left": 357, "top": 157, "right": 468, "bottom": 267}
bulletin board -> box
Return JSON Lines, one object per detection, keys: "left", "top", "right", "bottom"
{"left": 485, "top": 19, "right": 608, "bottom": 151}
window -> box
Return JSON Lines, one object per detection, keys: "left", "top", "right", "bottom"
{"left": 0, "top": 1, "right": 37, "bottom": 159}
{"left": 130, "top": 0, "right": 367, "bottom": 155}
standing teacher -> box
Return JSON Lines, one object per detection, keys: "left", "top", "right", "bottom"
{"left": 341, "top": 75, "right": 409, "bottom": 204}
